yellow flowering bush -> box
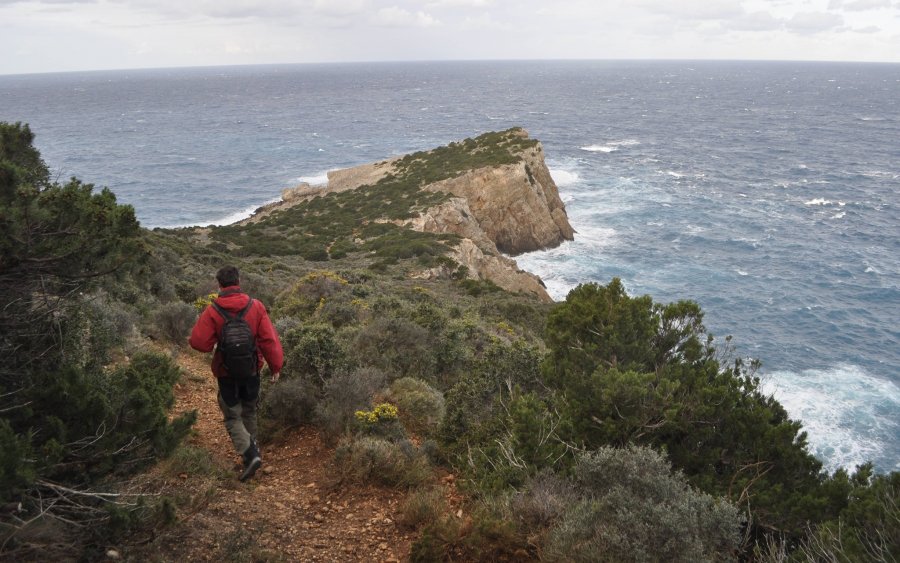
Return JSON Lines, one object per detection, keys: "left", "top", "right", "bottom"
{"left": 355, "top": 403, "right": 399, "bottom": 424}
{"left": 193, "top": 292, "right": 219, "bottom": 312}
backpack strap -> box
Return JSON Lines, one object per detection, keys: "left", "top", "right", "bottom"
{"left": 211, "top": 298, "right": 253, "bottom": 321}
{"left": 211, "top": 302, "right": 233, "bottom": 321}
{"left": 236, "top": 298, "right": 253, "bottom": 320}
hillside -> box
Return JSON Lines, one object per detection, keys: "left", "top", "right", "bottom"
{"left": 2, "top": 123, "right": 895, "bottom": 562}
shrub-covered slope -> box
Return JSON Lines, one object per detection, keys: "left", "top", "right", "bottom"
{"left": 2, "top": 122, "right": 896, "bottom": 562}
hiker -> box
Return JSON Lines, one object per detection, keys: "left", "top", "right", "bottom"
{"left": 189, "top": 265, "right": 283, "bottom": 481}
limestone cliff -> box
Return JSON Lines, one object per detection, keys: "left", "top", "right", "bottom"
{"left": 279, "top": 128, "right": 574, "bottom": 302}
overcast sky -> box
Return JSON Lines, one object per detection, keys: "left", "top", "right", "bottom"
{"left": 1, "top": 0, "right": 898, "bottom": 75}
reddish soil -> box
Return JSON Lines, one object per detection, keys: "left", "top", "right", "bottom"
{"left": 143, "top": 350, "right": 416, "bottom": 562}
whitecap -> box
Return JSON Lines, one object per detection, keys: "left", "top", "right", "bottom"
{"left": 580, "top": 139, "right": 640, "bottom": 153}
{"left": 736, "top": 269, "right": 749, "bottom": 276}
{"left": 666, "top": 171, "right": 685, "bottom": 178}
{"left": 805, "top": 198, "right": 833, "bottom": 206}
{"left": 295, "top": 171, "right": 331, "bottom": 186}
{"left": 575, "top": 225, "right": 617, "bottom": 247}
{"left": 581, "top": 144, "right": 618, "bottom": 153}
{"left": 761, "top": 365, "right": 900, "bottom": 472}
{"left": 549, "top": 168, "right": 581, "bottom": 187}
{"left": 830, "top": 212, "right": 846, "bottom": 220}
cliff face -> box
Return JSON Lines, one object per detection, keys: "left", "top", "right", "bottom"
{"left": 280, "top": 128, "right": 573, "bottom": 302}
{"left": 424, "top": 140, "right": 574, "bottom": 255}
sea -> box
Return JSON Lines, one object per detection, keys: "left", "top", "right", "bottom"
{"left": 1, "top": 60, "right": 898, "bottom": 473}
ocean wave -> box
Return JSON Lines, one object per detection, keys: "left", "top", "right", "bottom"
{"left": 804, "top": 198, "right": 845, "bottom": 206}
{"left": 209, "top": 197, "right": 282, "bottom": 226}
{"left": 580, "top": 139, "right": 640, "bottom": 153}
{"left": 295, "top": 171, "right": 331, "bottom": 186}
{"left": 762, "top": 364, "right": 900, "bottom": 472}
{"left": 549, "top": 167, "right": 581, "bottom": 187}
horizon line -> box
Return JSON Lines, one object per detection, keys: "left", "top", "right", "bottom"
{"left": 3, "top": 56, "right": 899, "bottom": 78}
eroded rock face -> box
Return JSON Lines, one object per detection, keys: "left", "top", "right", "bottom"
{"left": 408, "top": 198, "right": 552, "bottom": 301}
{"left": 424, "top": 142, "right": 574, "bottom": 255}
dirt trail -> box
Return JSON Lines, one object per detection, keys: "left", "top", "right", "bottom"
{"left": 152, "top": 350, "right": 415, "bottom": 562}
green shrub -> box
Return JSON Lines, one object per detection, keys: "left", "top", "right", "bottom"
{"left": 387, "top": 377, "right": 445, "bottom": 436}
{"left": 282, "top": 323, "right": 345, "bottom": 383}
{"left": 259, "top": 376, "right": 318, "bottom": 439}
{"left": 314, "top": 367, "right": 386, "bottom": 442}
{"left": 152, "top": 302, "right": 197, "bottom": 344}
{"left": 542, "top": 445, "right": 743, "bottom": 563}
{"left": 399, "top": 486, "right": 447, "bottom": 530}
{"left": 353, "top": 316, "right": 434, "bottom": 379}
{"left": 333, "top": 436, "right": 431, "bottom": 488}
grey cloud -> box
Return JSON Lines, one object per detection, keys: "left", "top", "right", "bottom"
{"left": 853, "top": 24, "right": 881, "bottom": 32}
{"left": 786, "top": 11, "right": 845, "bottom": 33}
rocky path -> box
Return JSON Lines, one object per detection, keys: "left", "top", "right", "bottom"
{"left": 146, "top": 350, "right": 415, "bottom": 562}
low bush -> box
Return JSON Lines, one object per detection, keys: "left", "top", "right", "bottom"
{"left": 282, "top": 323, "right": 346, "bottom": 383}
{"left": 353, "top": 316, "right": 434, "bottom": 380}
{"left": 314, "top": 367, "right": 386, "bottom": 442}
{"left": 542, "top": 445, "right": 743, "bottom": 563}
{"left": 152, "top": 301, "right": 197, "bottom": 344}
{"left": 333, "top": 436, "right": 431, "bottom": 488}
{"left": 387, "top": 377, "right": 445, "bottom": 436}
{"left": 258, "top": 377, "right": 318, "bottom": 441}
{"left": 399, "top": 486, "right": 448, "bottom": 530}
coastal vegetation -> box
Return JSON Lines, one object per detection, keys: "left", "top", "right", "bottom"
{"left": 1, "top": 122, "right": 897, "bottom": 561}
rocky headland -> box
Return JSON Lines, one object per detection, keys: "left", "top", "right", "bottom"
{"left": 274, "top": 128, "right": 574, "bottom": 301}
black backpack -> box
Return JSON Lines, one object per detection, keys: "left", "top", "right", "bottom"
{"left": 212, "top": 299, "right": 258, "bottom": 378}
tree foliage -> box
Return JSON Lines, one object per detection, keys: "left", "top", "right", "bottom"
{"left": 0, "top": 122, "right": 192, "bottom": 558}
{"left": 542, "top": 279, "right": 852, "bottom": 539}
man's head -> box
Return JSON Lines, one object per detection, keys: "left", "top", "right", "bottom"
{"left": 216, "top": 265, "right": 240, "bottom": 289}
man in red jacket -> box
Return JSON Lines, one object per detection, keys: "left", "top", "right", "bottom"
{"left": 189, "top": 265, "right": 283, "bottom": 481}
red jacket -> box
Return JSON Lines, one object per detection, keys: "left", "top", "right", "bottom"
{"left": 189, "top": 286, "right": 284, "bottom": 378}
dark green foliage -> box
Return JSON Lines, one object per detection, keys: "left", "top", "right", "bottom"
{"left": 541, "top": 278, "right": 840, "bottom": 539}
{"left": 800, "top": 466, "right": 900, "bottom": 561}
{"left": 0, "top": 123, "right": 193, "bottom": 558}
{"left": 354, "top": 316, "right": 434, "bottom": 379}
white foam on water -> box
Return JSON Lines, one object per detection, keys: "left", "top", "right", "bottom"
{"left": 549, "top": 168, "right": 581, "bottom": 187}
{"left": 581, "top": 144, "right": 618, "bottom": 153}
{"left": 736, "top": 269, "right": 749, "bottom": 276}
{"left": 210, "top": 196, "right": 283, "bottom": 226}
{"left": 761, "top": 365, "right": 900, "bottom": 472}
{"left": 580, "top": 139, "right": 640, "bottom": 153}
{"left": 575, "top": 225, "right": 617, "bottom": 247}
{"left": 805, "top": 198, "right": 833, "bottom": 206}
{"left": 830, "top": 211, "right": 846, "bottom": 220}
{"left": 294, "top": 170, "right": 331, "bottom": 186}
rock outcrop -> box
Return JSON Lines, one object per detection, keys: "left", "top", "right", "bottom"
{"left": 423, "top": 137, "right": 574, "bottom": 255}
{"left": 275, "top": 128, "right": 573, "bottom": 302}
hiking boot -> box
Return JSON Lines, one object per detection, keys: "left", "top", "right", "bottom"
{"left": 240, "top": 441, "right": 262, "bottom": 482}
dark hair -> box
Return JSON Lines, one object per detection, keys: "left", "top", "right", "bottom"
{"left": 216, "top": 266, "right": 240, "bottom": 288}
